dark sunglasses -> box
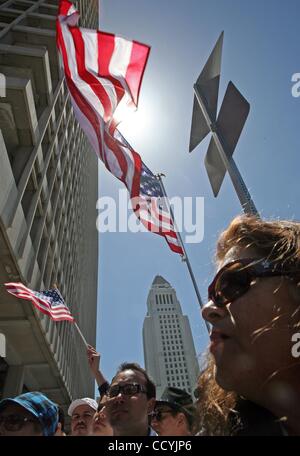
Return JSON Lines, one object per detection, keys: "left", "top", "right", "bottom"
{"left": 208, "top": 258, "right": 296, "bottom": 307}
{"left": 0, "top": 414, "right": 37, "bottom": 432}
{"left": 149, "top": 409, "right": 174, "bottom": 421}
{"left": 107, "top": 383, "right": 147, "bottom": 398}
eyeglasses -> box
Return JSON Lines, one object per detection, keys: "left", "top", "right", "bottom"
{"left": 208, "top": 258, "right": 296, "bottom": 307}
{"left": 107, "top": 383, "right": 147, "bottom": 398}
{"left": 0, "top": 414, "right": 37, "bottom": 432}
{"left": 150, "top": 409, "right": 174, "bottom": 422}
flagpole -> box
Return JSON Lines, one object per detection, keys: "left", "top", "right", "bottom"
{"left": 51, "top": 284, "right": 88, "bottom": 346}
{"left": 74, "top": 322, "right": 89, "bottom": 348}
{"left": 156, "top": 174, "right": 210, "bottom": 334}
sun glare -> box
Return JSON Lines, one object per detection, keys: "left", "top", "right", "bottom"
{"left": 118, "top": 104, "right": 153, "bottom": 144}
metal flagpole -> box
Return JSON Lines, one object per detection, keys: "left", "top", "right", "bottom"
{"left": 156, "top": 173, "right": 210, "bottom": 334}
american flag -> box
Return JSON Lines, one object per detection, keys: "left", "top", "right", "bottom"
{"left": 133, "top": 164, "right": 184, "bottom": 254}
{"left": 4, "top": 283, "right": 74, "bottom": 322}
{"left": 56, "top": 0, "right": 183, "bottom": 255}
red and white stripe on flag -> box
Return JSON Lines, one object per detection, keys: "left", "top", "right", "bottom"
{"left": 5, "top": 283, "right": 75, "bottom": 322}
{"left": 56, "top": 1, "right": 183, "bottom": 255}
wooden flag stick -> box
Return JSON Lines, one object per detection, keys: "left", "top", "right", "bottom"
{"left": 74, "top": 322, "right": 89, "bottom": 348}
{"left": 51, "top": 283, "right": 88, "bottom": 346}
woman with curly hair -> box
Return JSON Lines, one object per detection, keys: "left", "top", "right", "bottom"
{"left": 201, "top": 215, "right": 300, "bottom": 435}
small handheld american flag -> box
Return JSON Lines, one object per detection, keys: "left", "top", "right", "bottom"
{"left": 4, "top": 283, "right": 74, "bottom": 322}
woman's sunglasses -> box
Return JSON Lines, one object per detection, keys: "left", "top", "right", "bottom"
{"left": 208, "top": 258, "right": 296, "bottom": 307}
{"left": 149, "top": 409, "right": 174, "bottom": 422}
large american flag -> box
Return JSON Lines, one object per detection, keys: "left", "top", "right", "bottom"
{"left": 56, "top": 0, "right": 183, "bottom": 255}
{"left": 5, "top": 283, "right": 74, "bottom": 322}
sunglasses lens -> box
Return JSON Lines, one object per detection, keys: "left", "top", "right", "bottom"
{"left": 108, "top": 383, "right": 140, "bottom": 397}
{"left": 108, "top": 385, "right": 119, "bottom": 397}
{"left": 122, "top": 384, "right": 138, "bottom": 395}
{"left": 2, "top": 416, "right": 22, "bottom": 431}
{"left": 213, "top": 263, "right": 252, "bottom": 305}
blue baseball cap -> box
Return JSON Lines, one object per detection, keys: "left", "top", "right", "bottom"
{"left": 0, "top": 392, "right": 59, "bottom": 436}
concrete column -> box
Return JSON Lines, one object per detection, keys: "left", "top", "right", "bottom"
{"left": 2, "top": 365, "right": 25, "bottom": 398}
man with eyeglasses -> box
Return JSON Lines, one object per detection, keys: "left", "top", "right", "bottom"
{"left": 0, "top": 391, "right": 59, "bottom": 436}
{"left": 105, "top": 362, "right": 157, "bottom": 436}
{"left": 150, "top": 386, "right": 196, "bottom": 436}
{"left": 68, "top": 397, "right": 98, "bottom": 436}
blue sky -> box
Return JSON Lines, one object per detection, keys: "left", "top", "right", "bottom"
{"left": 95, "top": 0, "right": 300, "bottom": 384}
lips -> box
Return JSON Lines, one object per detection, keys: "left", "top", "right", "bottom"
{"left": 75, "top": 424, "right": 86, "bottom": 430}
{"left": 210, "top": 328, "right": 230, "bottom": 342}
{"left": 110, "top": 408, "right": 128, "bottom": 416}
{"left": 209, "top": 328, "right": 230, "bottom": 355}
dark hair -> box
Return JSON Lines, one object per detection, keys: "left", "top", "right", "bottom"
{"left": 181, "top": 404, "right": 197, "bottom": 432}
{"left": 111, "top": 362, "right": 156, "bottom": 399}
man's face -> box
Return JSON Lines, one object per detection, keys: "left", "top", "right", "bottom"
{"left": 0, "top": 403, "right": 42, "bottom": 436}
{"left": 71, "top": 404, "right": 95, "bottom": 436}
{"left": 105, "top": 369, "right": 154, "bottom": 434}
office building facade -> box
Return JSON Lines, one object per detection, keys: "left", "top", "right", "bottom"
{"left": 0, "top": 0, "right": 99, "bottom": 415}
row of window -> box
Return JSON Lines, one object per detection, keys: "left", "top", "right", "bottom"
{"left": 156, "top": 308, "right": 175, "bottom": 312}
{"left": 165, "top": 362, "right": 187, "bottom": 369}
{"left": 162, "top": 335, "right": 183, "bottom": 342}
{"left": 161, "top": 326, "right": 181, "bottom": 332}
{"left": 167, "top": 378, "right": 191, "bottom": 388}
{"left": 155, "top": 294, "right": 174, "bottom": 305}
{"left": 166, "top": 371, "right": 189, "bottom": 378}
{"left": 164, "top": 355, "right": 184, "bottom": 361}
{"left": 163, "top": 342, "right": 184, "bottom": 349}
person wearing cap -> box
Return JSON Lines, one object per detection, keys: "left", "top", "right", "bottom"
{"left": 0, "top": 391, "right": 59, "bottom": 436}
{"left": 150, "top": 386, "right": 196, "bottom": 436}
{"left": 68, "top": 397, "right": 98, "bottom": 436}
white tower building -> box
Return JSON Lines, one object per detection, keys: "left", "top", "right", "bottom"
{"left": 143, "top": 275, "right": 200, "bottom": 399}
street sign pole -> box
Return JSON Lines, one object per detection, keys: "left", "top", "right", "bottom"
{"left": 193, "top": 84, "right": 259, "bottom": 216}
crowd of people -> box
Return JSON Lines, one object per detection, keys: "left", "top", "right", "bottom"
{"left": 0, "top": 215, "right": 299, "bottom": 436}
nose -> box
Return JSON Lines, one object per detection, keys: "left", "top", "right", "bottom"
{"left": 114, "top": 392, "right": 125, "bottom": 404}
{"left": 202, "top": 300, "right": 227, "bottom": 324}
